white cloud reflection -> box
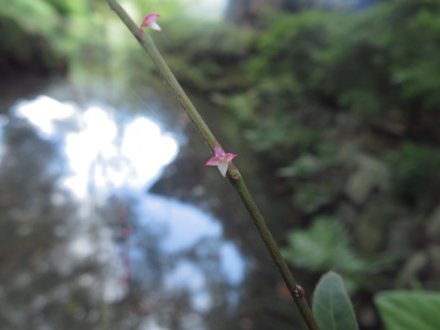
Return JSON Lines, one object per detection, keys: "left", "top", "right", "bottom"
{"left": 15, "top": 96, "right": 76, "bottom": 137}
{"left": 15, "top": 96, "right": 178, "bottom": 198}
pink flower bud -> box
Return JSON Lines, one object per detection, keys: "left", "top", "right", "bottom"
{"left": 140, "top": 13, "right": 161, "bottom": 31}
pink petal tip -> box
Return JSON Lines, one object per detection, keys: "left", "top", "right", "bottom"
{"left": 140, "top": 13, "right": 161, "bottom": 31}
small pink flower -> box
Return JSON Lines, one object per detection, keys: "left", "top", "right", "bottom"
{"left": 140, "top": 13, "right": 161, "bottom": 31}
{"left": 204, "top": 144, "right": 238, "bottom": 177}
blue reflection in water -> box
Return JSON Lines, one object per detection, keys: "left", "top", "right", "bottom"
{"left": 10, "top": 95, "right": 245, "bottom": 314}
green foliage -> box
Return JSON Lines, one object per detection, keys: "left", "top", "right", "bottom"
{"left": 0, "top": 0, "right": 96, "bottom": 75}
{"left": 321, "top": 0, "right": 440, "bottom": 118}
{"left": 292, "top": 181, "right": 340, "bottom": 213}
{"left": 245, "top": 0, "right": 440, "bottom": 122}
{"left": 375, "top": 291, "right": 440, "bottom": 330}
{"left": 278, "top": 144, "right": 340, "bottom": 212}
{"left": 249, "top": 10, "right": 335, "bottom": 92}
{"left": 313, "top": 271, "right": 359, "bottom": 330}
{"left": 44, "top": 0, "right": 87, "bottom": 16}
{"left": 162, "top": 20, "right": 254, "bottom": 93}
{"left": 0, "top": 0, "right": 58, "bottom": 35}
{"left": 131, "top": 0, "right": 185, "bottom": 17}
{"left": 283, "top": 218, "right": 368, "bottom": 290}
{"left": 224, "top": 4, "right": 440, "bottom": 318}
{"left": 245, "top": 116, "right": 320, "bottom": 155}
{"left": 278, "top": 149, "right": 336, "bottom": 179}
{"left": 0, "top": 0, "right": 187, "bottom": 80}
{"left": 387, "top": 143, "right": 440, "bottom": 210}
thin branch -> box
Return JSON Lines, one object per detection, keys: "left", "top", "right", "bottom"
{"left": 104, "top": 1, "right": 320, "bottom": 329}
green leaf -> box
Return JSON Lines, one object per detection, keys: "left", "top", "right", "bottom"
{"left": 313, "top": 271, "right": 359, "bottom": 330}
{"left": 1, "top": 0, "right": 58, "bottom": 35}
{"left": 375, "top": 291, "right": 440, "bottom": 330}
{"left": 282, "top": 217, "right": 366, "bottom": 276}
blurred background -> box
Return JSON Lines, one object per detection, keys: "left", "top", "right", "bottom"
{"left": 0, "top": 0, "right": 439, "bottom": 329}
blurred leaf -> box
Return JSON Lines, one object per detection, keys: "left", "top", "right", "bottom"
{"left": 245, "top": 117, "right": 320, "bottom": 157}
{"left": 375, "top": 291, "right": 440, "bottom": 330}
{"left": 162, "top": 20, "right": 254, "bottom": 92}
{"left": 279, "top": 154, "right": 323, "bottom": 178}
{"left": 0, "top": 0, "right": 58, "bottom": 35}
{"left": 313, "top": 271, "right": 359, "bottom": 330}
{"left": 284, "top": 217, "right": 348, "bottom": 270}
{"left": 278, "top": 144, "right": 338, "bottom": 179}
{"left": 283, "top": 217, "right": 368, "bottom": 291}
{"left": 292, "top": 181, "right": 337, "bottom": 213}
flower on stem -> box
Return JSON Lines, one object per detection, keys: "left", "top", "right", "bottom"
{"left": 140, "top": 13, "right": 161, "bottom": 31}
{"left": 204, "top": 144, "right": 238, "bottom": 177}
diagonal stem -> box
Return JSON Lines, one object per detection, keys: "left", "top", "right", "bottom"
{"left": 104, "top": 1, "right": 320, "bottom": 329}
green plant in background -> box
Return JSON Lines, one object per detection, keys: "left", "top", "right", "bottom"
{"left": 277, "top": 143, "right": 340, "bottom": 213}
{"left": 375, "top": 291, "right": 440, "bottom": 330}
{"left": 245, "top": 117, "right": 321, "bottom": 155}
{"left": 387, "top": 143, "right": 440, "bottom": 211}
{"left": 160, "top": 20, "right": 254, "bottom": 93}
{"left": 0, "top": 0, "right": 94, "bottom": 58}
{"left": 283, "top": 218, "right": 369, "bottom": 291}
{"left": 248, "top": 10, "right": 335, "bottom": 100}
{"left": 0, "top": 0, "right": 187, "bottom": 88}
{"left": 1, "top": 0, "right": 61, "bottom": 36}
{"left": 239, "top": 0, "right": 440, "bottom": 124}
{"left": 225, "top": 1, "right": 440, "bottom": 326}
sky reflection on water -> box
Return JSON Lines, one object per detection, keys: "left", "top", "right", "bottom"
{"left": 15, "top": 96, "right": 178, "bottom": 196}
{"left": 6, "top": 95, "right": 245, "bottom": 323}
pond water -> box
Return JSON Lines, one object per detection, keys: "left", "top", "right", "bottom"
{"left": 0, "top": 82, "right": 249, "bottom": 329}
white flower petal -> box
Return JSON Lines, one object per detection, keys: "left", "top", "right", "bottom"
{"left": 217, "top": 162, "right": 229, "bottom": 177}
{"left": 149, "top": 21, "right": 161, "bottom": 31}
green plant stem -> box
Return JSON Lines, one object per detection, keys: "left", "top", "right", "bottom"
{"left": 105, "top": 1, "right": 320, "bottom": 329}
